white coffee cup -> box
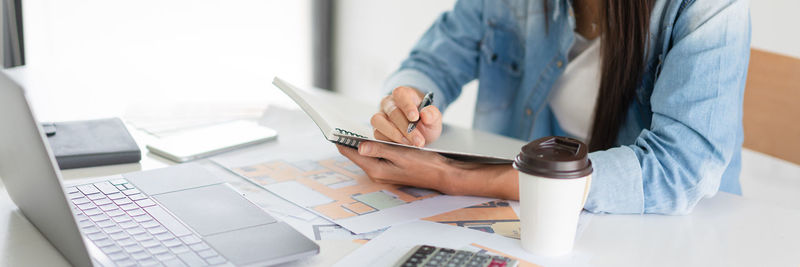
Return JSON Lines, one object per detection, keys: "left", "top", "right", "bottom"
{"left": 513, "top": 136, "right": 593, "bottom": 257}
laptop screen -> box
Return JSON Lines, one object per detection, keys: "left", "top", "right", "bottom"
{"left": 0, "top": 72, "right": 92, "bottom": 266}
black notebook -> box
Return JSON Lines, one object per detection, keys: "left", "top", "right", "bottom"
{"left": 43, "top": 117, "right": 141, "bottom": 169}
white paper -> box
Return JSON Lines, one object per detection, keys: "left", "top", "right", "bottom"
{"left": 278, "top": 214, "right": 335, "bottom": 240}
{"left": 334, "top": 221, "right": 592, "bottom": 267}
{"left": 264, "top": 181, "right": 335, "bottom": 207}
{"left": 224, "top": 177, "right": 320, "bottom": 222}
{"left": 310, "top": 224, "right": 383, "bottom": 241}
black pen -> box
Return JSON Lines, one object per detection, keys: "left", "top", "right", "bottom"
{"left": 406, "top": 92, "right": 434, "bottom": 133}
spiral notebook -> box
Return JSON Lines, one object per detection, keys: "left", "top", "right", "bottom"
{"left": 272, "top": 77, "right": 527, "bottom": 164}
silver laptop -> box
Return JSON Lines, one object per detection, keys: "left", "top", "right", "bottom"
{"left": 0, "top": 72, "right": 319, "bottom": 266}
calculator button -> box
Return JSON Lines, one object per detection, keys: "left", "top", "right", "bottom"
{"left": 419, "top": 245, "right": 436, "bottom": 254}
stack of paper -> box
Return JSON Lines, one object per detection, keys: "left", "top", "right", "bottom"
{"left": 228, "top": 155, "right": 494, "bottom": 234}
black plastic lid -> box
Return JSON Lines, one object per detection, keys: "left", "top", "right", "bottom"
{"left": 512, "top": 136, "right": 593, "bottom": 179}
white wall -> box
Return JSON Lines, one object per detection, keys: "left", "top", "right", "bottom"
{"left": 16, "top": 0, "right": 312, "bottom": 121}
{"left": 750, "top": 0, "right": 800, "bottom": 58}
{"left": 333, "top": 0, "right": 477, "bottom": 128}
{"left": 333, "top": 0, "right": 453, "bottom": 100}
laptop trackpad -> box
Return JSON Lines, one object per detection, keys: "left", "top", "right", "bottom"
{"left": 152, "top": 183, "right": 276, "bottom": 236}
{"left": 125, "top": 163, "right": 223, "bottom": 195}
{"left": 204, "top": 223, "right": 320, "bottom": 266}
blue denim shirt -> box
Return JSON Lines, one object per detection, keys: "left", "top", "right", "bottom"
{"left": 383, "top": 0, "right": 751, "bottom": 214}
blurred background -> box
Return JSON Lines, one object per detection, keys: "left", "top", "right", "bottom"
{"left": 7, "top": 0, "right": 313, "bottom": 132}
{"left": 6, "top": 0, "right": 798, "bottom": 128}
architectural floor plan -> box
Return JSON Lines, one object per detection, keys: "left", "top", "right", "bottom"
{"left": 231, "top": 155, "right": 492, "bottom": 233}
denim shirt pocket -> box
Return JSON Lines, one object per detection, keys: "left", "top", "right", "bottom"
{"left": 477, "top": 19, "right": 524, "bottom": 112}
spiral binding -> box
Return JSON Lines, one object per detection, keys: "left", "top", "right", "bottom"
{"left": 333, "top": 128, "right": 367, "bottom": 148}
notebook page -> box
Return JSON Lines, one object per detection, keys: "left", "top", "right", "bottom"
{"left": 272, "top": 77, "right": 374, "bottom": 141}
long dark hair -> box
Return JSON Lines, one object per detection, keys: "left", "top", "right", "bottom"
{"left": 588, "top": 0, "right": 654, "bottom": 151}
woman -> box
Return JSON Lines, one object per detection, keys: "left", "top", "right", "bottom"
{"left": 337, "top": 0, "right": 751, "bottom": 214}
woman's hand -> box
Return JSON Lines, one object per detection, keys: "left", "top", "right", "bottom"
{"left": 337, "top": 142, "right": 520, "bottom": 200}
{"left": 337, "top": 142, "right": 458, "bottom": 194}
{"left": 373, "top": 86, "right": 442, "bottom": 147}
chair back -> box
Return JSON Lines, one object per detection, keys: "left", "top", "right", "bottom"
{"left": 743, "top": 49, "right": 800, "bottom": 165}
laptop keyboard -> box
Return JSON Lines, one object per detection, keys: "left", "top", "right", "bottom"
{"left": 67, "top": 178, "right": 229, "bottom": 266}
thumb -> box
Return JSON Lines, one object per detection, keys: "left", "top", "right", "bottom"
{"left": 358, "top": 141, "right": 407, "bottom": 162}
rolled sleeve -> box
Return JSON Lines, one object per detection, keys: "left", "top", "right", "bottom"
{"left": 584, "top": 147, "right": 645, "bottom": 214}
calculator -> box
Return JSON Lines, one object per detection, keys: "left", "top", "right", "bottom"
{"left": 393, "top": 245, "right": 519, "bottom": 267}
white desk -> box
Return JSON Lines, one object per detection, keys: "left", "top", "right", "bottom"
{"left": 1, "top": 106, "right": 799, "bottom": 266}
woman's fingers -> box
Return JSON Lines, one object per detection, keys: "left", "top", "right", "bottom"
{"left": 377, "top": 96, "right": 422, "bottom": 146}
{"left": 337, "top": 146, "right": 379, "bottom": 184}
{"left": 373, "top": 87, "right": 428, "bottom": 147}
{"left": 337, "top": 145, "right": 380, "bottom": 172}
{"left": 338, "top": 144, "right": 395, "bottom": 184}
{"left": 411, "top": 105, "right": 443, "bottom": 144}
{"left": 386, "top": 108, "right": 425, "bottom": 146}
{"left": 339, "top": 142, "right": 409, "bottom": 169}
{"left": 391, "top": 87, "right": 423, "bottom": 121}
{"left": 337, "top": 143, "right": 453, "bottom": 192}
{"left": 358, "top": 141, "right": 413, "bottom": 164}
{"left": 371, "top": 112, "right": 410, "bottom": 144}
{"left": 373, "top": 130, "right": 392, "bottom": 143}
{"left": 380, "top": 96, "right": 398, "bottom": 115}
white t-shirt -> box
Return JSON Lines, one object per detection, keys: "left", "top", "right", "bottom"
{"left": 548, "top": 34, "right": 601, "bottom": 142}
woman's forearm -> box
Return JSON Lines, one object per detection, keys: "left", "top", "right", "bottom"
{"left": 447, "top": 164, "right": 519, "bottom": 200}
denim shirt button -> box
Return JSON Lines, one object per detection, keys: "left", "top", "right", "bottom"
{"left": 556, "top": 60, "right": 564, "bottom": 68}
{"left": 525, "top": 108, "right": 533, "bottom": 116}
